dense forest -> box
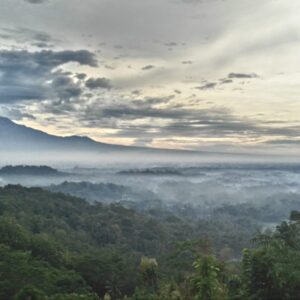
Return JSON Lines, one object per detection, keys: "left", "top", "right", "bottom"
{"left": 0, "top": 185, "right": 299, "bottom": 299}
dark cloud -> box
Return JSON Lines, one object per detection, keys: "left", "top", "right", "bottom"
{"left": 24, "top": 0, "right": 48, "bottom": 4}
{"left": 65, "top": 95, "right": 300, "bottom": 141}
{"left": 42, "top": 50, "right": 97, "bottom": 67}
{"left": 32, "top": 42, "right": 53, "bottom": 48}
{"left": 219, "top": 78, "right": 233, "bottom": 84}
{"left": 85, "top": 104, "right": 228, "bottom": 123}
{"left": 114, "top": 44, "right": 123, "bottom": 49}
{"left": 0, "top": 85, "right": 48, "bottom": 102}
{"left": 193, "top": 73, "right": 257, "bottom": 91}
{"left": 165, "top": 42, "right": 178, "bottom": 47}
{"left": 32, "top": 32, "right": 51, "bottom": 42}
{"left": 76, "top": 73, "right": 87, "bottom": 80}
{"left": 38, "top": 83, "right": 300, "bottom": 143}
{"left": 228, "top": 73, "right": 259, "bottom": 79}
{"left": 195, "top": 82, "right": 217, "bottom": 90}
{"left": 101, "top": 106, "right": 173, "bottom": 120}
{"left": 174, "top": 89, "right": 182, "bottom": 94}
{"left": 105, "top": 65, "right": 116, "bottom": 70}
{"left": 141, "top": 65, "right": 155, "bottom": 71}
{"left": 52, "top": 76, "right": 82, "bottom": 99}
{"left": 0, "top": 27, "right": 55, "bottom": 48}
{"left": 0, "top": 49, "right": 97, "bottom": 103}
{"left": 105, "top": 116, "right": 300, "bottom": 141}
{"left": 132, "top": 90, "right": 142, "bottom": 95}
{"left": 182, "top": 60, "right": 193, "bottom": 64}
{"left": 191, "top": 73, "right": 257, "bottom": 93}
{"left": 132, "top": 96, "right": 174, "bottom": 108}
{"left": 265, "top": 139, "right": 300, "bottom": 145}
{"left": 0, "top": 33, "right": 10, "bottom": 39}
{"left": 182, "top": 0, "right": 202, "bottom": 3}
{"left": 0, "top": 49, "right": 97, "bottom": 70}
{"left": 0, "top": 107, "right": 36, "bottom": 121}
{"left": 179, "top": 0, "right": 226, "bottom": 5}
{"left": 85, "top": 77, "right": 112, "bottom": 90}
{"left": 85, "top": 108, "right": 256, "bottom": 139}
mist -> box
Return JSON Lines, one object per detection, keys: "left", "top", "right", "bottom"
{"left": 1, "top": 161, "right": 300, "bottom": 229}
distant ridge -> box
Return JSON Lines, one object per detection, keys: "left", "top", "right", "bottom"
{"left": 0, "top": 116, "right": 195, "bottom": 154}
{"left": 0, "top": 165, "right": 65, "bottom": 176}
{"left": 0, "top": 116, "right": 212, "bottom": 165}
{"left": 0, "top": 116, "right": 284, "bottom": 165}
{"left": 0, "top": 116, "right": 121, "bottom": 152}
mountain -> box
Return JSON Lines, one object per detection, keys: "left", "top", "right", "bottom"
{"left": 0, "top": 116, "right": 207, "bottom": 165}
{"left": 0, "top": 116, "right": 129, "bottom": 152}
{"left": 0, "top": 117, "right": 278, "bottom": 166}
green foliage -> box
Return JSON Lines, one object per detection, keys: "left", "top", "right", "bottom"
{"left": 47, "top": 293, "right": 100, "bottom": 300}
{"left": 190, "top": 256, "right": 228, "bottom": 300}
{"left": 14, "top": 285, "right": 45, "bottom": 300}
{"left": 139, "top": 257, "right": 159, "bottom": 290}
{"left": 128, "top": 288, "right": 157, "bottom": 300}
{"left": 158, "top": 283, "right": 182, "bottom": 300}
{"left": 0, "top": 244, "right": 89, "bottom": 300}
{"left": 290, "top": 210, "right": 300, "bottom": 221}
{"left": 242, "top": 220, "right": 300, "bottom": 300}
{"left": 0, "top": 217, "right": 30, "bottom": 250}
{"left": 0, "top": 185, "right": 299, "bottom": 300}
{"left": 31, "top": 234, "right": 66, "bottom": 266}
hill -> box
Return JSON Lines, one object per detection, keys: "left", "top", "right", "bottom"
{"left": 0, "top": 116, "right": 142, "bottom": 154}
{"left": 0, "top": 185, "right": 299, "bottom": 299}
{"left": 0, "top": 116, "right": 269, "bottom": 166}
{"left": 0, "top": 116, "right": 206, "bottom": 165}
{"left": 0, "top": 165, "right": 65, "bottom": 176}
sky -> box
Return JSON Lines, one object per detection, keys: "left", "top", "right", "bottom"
{"left": 0, "top": 0, "right": 300, "bottom": 153}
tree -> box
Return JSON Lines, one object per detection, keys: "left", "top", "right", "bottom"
{"left": 48, "top": 293, "right": 100, "bottom": 300}
{"left": 290, "top": 210, "right": 300, "bottom": 222}
{"left": 139, "top": 257, "right": 159, "bottom": 291}
{"left": 158, "top": 283, "right": 182, "bottom": 300}
{"left": 14, "top": 285, "right": 45, "bottom": 300}
{"left": 241, "top": 220, "right": 300, "bottom": 300}
{"left": 190, "top": 256, "right": 228, "bottom": 300}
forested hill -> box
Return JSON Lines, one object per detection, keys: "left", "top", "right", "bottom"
{"left": 0, "top": 185, "right": 299, "bottom": 300}
{"left": 0, "top": 185, "right": 192, "bottom": 256}
{"left": 0, "top": 165, "right": 64, "bottom": 176}
{"left": 0, "top": 185, "right": 196, "bottom": 299}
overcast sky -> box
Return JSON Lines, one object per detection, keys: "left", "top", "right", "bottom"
{"left": 0, "top": 0, "right": 300, "bottom": 153}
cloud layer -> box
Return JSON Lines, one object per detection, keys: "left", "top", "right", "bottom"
{"left": 0, "top": 50, "right": 97, "bottom": 103}
{"left": 0, "top": 0, "right": 300, "bottom": 152}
